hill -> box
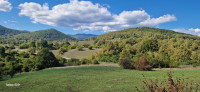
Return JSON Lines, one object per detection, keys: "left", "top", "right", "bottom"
{"left": 88, "top": 27, "right": 200, "bottom": 68}
{"left": 12, "top": 29, "right": 76, "bottom": 41}
{"left": 94, "top": 27, "right": 199, "bottom": 40}
{"left": 71, "top": 33, "right": 98, "bottom": 40}
{"left": 0, "top": 25, "right": 76, "bottom": 41}
{"left": 0, "top": 25, "right": 29, "bottom": 39}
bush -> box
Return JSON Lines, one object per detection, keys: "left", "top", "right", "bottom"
{"left": 119, "top": 58, "right": 134, "bottom": 69}
{"left": 68, "top": 45, "right": 76, "bottom": 50}
{"left": 193, "top": 62, "right": 200, "bottom": 67}
{"left": 22, "top": 59, "right": 33, "bottom": 72}
{"left": 92, "top": 59, "right": 99, "bottom": 64}
{"left": 88, "top": 46, "right": 93, "bottom": 50}
{"left": 19, "top": 52, "right": 30, "bottom": 58}
{"left": 136, "top": 72, "right": 200, "bottom": 92}
{"left": 0, "top": 62, "right": 5, "bottom": 79}
{"left": 56, "top": 56, "right": 66, "bottom": 66}
{"left": 59, "top": 47, "right": 68, "bottom": 55}
{"left": 77, "top": 46, "right": 83, "bottom": 51}
{"left": 0, "top": 46, "right": 5, "bottom": 57}
{"left": 9, "top": 44, "right": 15, "bottom": 49}
{"left": 27, "top": 47, "right": 36, "bottom": 55}
{"left": 80, "top": 58, "right": 90, "bottom": 64}
{"left": 83, "top": 43, "right": 90, "bottom": 48}
{"left": 66, "top": 58, "right": 81, "bottom": 66}
{"left": 19, "top": 43, "right": 29, "bottom": 49}
{"left": 4, "top": 62, "right": 22, "bottom": 78}
{"left": 135, "top": 57, "right": 152, "bottom": 71}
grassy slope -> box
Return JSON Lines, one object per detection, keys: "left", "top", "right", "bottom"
{"left": 0, "top": 66, "right": 199, "bottom": 92}
{"left": 51, "top": 48, "right": 102, "bottom": 59}
{"left": 0, "top": 25, "right": 29, "bottom": 39}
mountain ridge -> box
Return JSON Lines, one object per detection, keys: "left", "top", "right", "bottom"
{"left": 12, "top": 28, "right": 76, "bottom": 41}
{"left": 94, "top": 27, "right": 200, "bottom": 40}
{"left": 71, "top": 33, "right": 98, "bottom": 40}
{"left": 0, "top": 25, "right": 76, "bottom": 41}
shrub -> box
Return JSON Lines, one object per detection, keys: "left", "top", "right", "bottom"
{"left": 136, "top": 72, "right": 200, "bottom": 92}
{"left": 22, "top": 59, "right": 33, "bottom": 72}
{"left": 99, "top": 55, "right": 119, "bottom": 63}
{"left": 77, "top": 46, "right": 83, "bottom": 51}
{"left": 0, "top": 62, "right": 5, "bottom": 79}
{"left": 135, "top": 57, "right": 152, "bottom": 71}
{"left": 29, "top": 41, "right": 36, "bottom": 47}
{"left": 81, "top": 58, "right": 90, "bottom": 64}
{"left": 68, "top": 45, "right": 76, "bottom": 50}
{"left": 193, "top": 62, "right": 200, "bottom": 67}
{"left": 27, "top": 47, "right": 36, "bottom": 55}
{"left": 4, "top": 62, "right": 22, "bottom": 78}
{"left": 119, "top": 58, "right": 134, "bottom": 69}
{"left": 19, "top": 43, "right": 29, "bottom": 49}
{"left": 9, "top": 44, "right": 15, "bottom": 49}
{"left": 19, "top": 52, "right": 30, "bottom": 58}
{"left": 92, "top": 59, "right": 99, "bottom": 64}
{"left": 56, "top": 56, "right": 66, "bottom": 66}
{"left": 66, "top": 58, "right": 81, "bottom": 66}
{"left": 83, "top": 43, "right": 90, "bottom": 48}
{"left": 58, "top": 47, "right": 67, "bottom": 55}
{"left": 88, "top": 46, "right": 93, "bottom": 50}
{"left": 0, "top": 46, "right": 5, "bottom": 57}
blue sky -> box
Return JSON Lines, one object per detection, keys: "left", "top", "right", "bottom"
{"left": 0, "top": 0, "right": 200, "bottom": 35}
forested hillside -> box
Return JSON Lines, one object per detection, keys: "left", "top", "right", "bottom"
{"left": 0, "top": 25, "right": 29, "bottom": 39}
{"left": 13, "top": 29, "right": 76, "bottom": 41}
{"left": 89, "top": 27, "right": 200, "bottom": 68}
{"left": 94, "top": 27, "right": 199, "bottom": 40}
{"left": 0, "top": 25, "right": 76, "bottom": 41}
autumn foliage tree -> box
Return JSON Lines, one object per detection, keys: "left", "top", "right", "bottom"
{"left": 135, "top": 57, "right": 152, "bottom": 71}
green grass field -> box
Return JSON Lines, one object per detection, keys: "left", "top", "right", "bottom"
{"left": 0, "top": 66, "right": 200, "bottom": 92}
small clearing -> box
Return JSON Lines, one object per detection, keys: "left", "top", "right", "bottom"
{"left": 51, "top": 48, "right": 102, "bottom": 59}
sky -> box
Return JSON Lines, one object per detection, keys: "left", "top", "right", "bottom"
{"left": 0, "top": 0, "right": 200, "bottom": 36}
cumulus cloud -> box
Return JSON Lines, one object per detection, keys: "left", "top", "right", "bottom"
{"left": 19, "top": 0, "right": 176, "bottom": 32}
{"left": 0, "top": 0, "right": 12, "bottom": 12}
{"left": 173, "top": 28, "right": 200, "bottom": 36}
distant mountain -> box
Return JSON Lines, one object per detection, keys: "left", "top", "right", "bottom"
{"left": 13, "top": 29, "right": 76, "bottom": 41}
{"left": 0, "top": 25, "right": 29, "bottom": 39}
{"left": 94, "top": 27, "right": 199, "bottom": 40}
{"left": 71, "top": 33, "right": 98, "bottom": 40}
{"left": 0, "top": 25, "right": 76, "bottom": 41}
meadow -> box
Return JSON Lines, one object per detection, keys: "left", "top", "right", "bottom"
{"left": 51, "top": 48, "right": 101, "bottom": 59}
{"left": 0, "top": 66, "right": 200, "bottom": 92}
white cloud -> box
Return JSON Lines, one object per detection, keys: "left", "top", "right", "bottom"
{"left": 0, "top": 0, "right": 12, "bottom": 12}
{"left": 139, "top": 14, "right": 176, "bottom": 26}
{"left": 4, "top": 20, "right": 17, "bottom": 24}
{"left": 173, "top": 28, "right": 200, "bottom": 36}
{"left": 19, "top": 0, "right": 176, "bottom": 32}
